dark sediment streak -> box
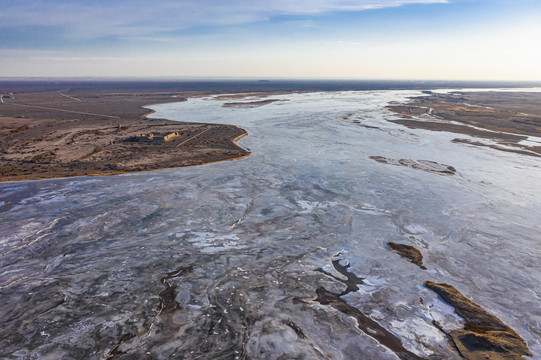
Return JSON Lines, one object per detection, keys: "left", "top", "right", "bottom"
{"left": 159, "top": 266, "right": 194, "bottom": 314}
{"left": 315, "top": 259, "right": 425, "bottom": 360}
{"left": 315, "top": 287, "right": 424, "bottom": 360}
{"left": 107, "top": 266, "right": 194, "bottom": 359}
{"left": 284, "top": 320, "right": 307, "bottom": 339}
{"left": 315, "top": 259, "right": 365, "bottom": 295}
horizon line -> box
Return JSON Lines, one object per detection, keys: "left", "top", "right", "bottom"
{"left": 1, "top": 76, "right": 541, "bottom": 84}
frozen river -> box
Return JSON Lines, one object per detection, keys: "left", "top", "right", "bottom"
{"left": 1, "top": 91, "right": 540, "bottom": 359}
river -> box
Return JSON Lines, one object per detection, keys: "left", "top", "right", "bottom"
{"left": 1, "top": 90, "right": 540, "bottom": 359}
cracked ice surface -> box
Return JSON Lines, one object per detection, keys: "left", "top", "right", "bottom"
{"left": 0, "top": 91, "right": 540, "bottom": 359}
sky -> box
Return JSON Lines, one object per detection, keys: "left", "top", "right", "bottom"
{"left": 1, "top": 0, "right": 541, "bottom": 80}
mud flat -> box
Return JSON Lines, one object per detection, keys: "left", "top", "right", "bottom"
{"left": 369, "top": 156, "right": 457, "bottom": 176}
{"left": 222, "top": 99, "right": 285, "bottom": 108}
{"left": 388, "top": 91, "right": 541, "bottom": 157}
{"left": 0, "top": 84, "right": 251, "bottom": 181}
{"left": 387, "top": 242, "right": 427, "bottom": 269}
{"left": 426, "top": 281, "right": 532, "bottom": 360}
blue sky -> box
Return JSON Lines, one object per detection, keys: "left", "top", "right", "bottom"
{"left": 1, "top": 0, "right": 540, "bottom": 80}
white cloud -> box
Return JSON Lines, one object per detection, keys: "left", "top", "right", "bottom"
{"left": 0, "top": 0, "right": 448, "bottom": 38}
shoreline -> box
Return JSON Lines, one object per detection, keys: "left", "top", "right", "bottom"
{"left": 0, "top": 89, "right": 253, "bottom": 182}
{"left": 387, "top": 91, "right": 541, "bottom": 157}
{"left": 4, "top": 85, "right": 541, "bottom": 182}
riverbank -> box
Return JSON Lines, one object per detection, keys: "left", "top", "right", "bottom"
{"left": 0, "top": 85, "right": 254, "bottom": 182}
{"left": 387, "top": 91, "right": 541, "bottom": 157}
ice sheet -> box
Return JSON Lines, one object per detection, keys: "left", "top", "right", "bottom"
{"left": 0, "top": 90, "right": 539, "bottom": 359}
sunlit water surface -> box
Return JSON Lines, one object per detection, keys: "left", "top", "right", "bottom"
{"left": 1, "top": 91, "right": 540, "bottom": 359}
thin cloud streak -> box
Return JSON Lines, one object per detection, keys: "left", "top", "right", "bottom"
{"left": 0, "top": 0, "right": 449, "bottom": 38}
{"left": 5, "top": 0, "right": 538, "bottom": 81}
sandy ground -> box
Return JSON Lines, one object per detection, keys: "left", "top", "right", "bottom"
{"left": 0, "top": 86, "right": 254, "bottom": 182}
{"left": 388, "top": 91, "right": 541, "bottom": 157}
